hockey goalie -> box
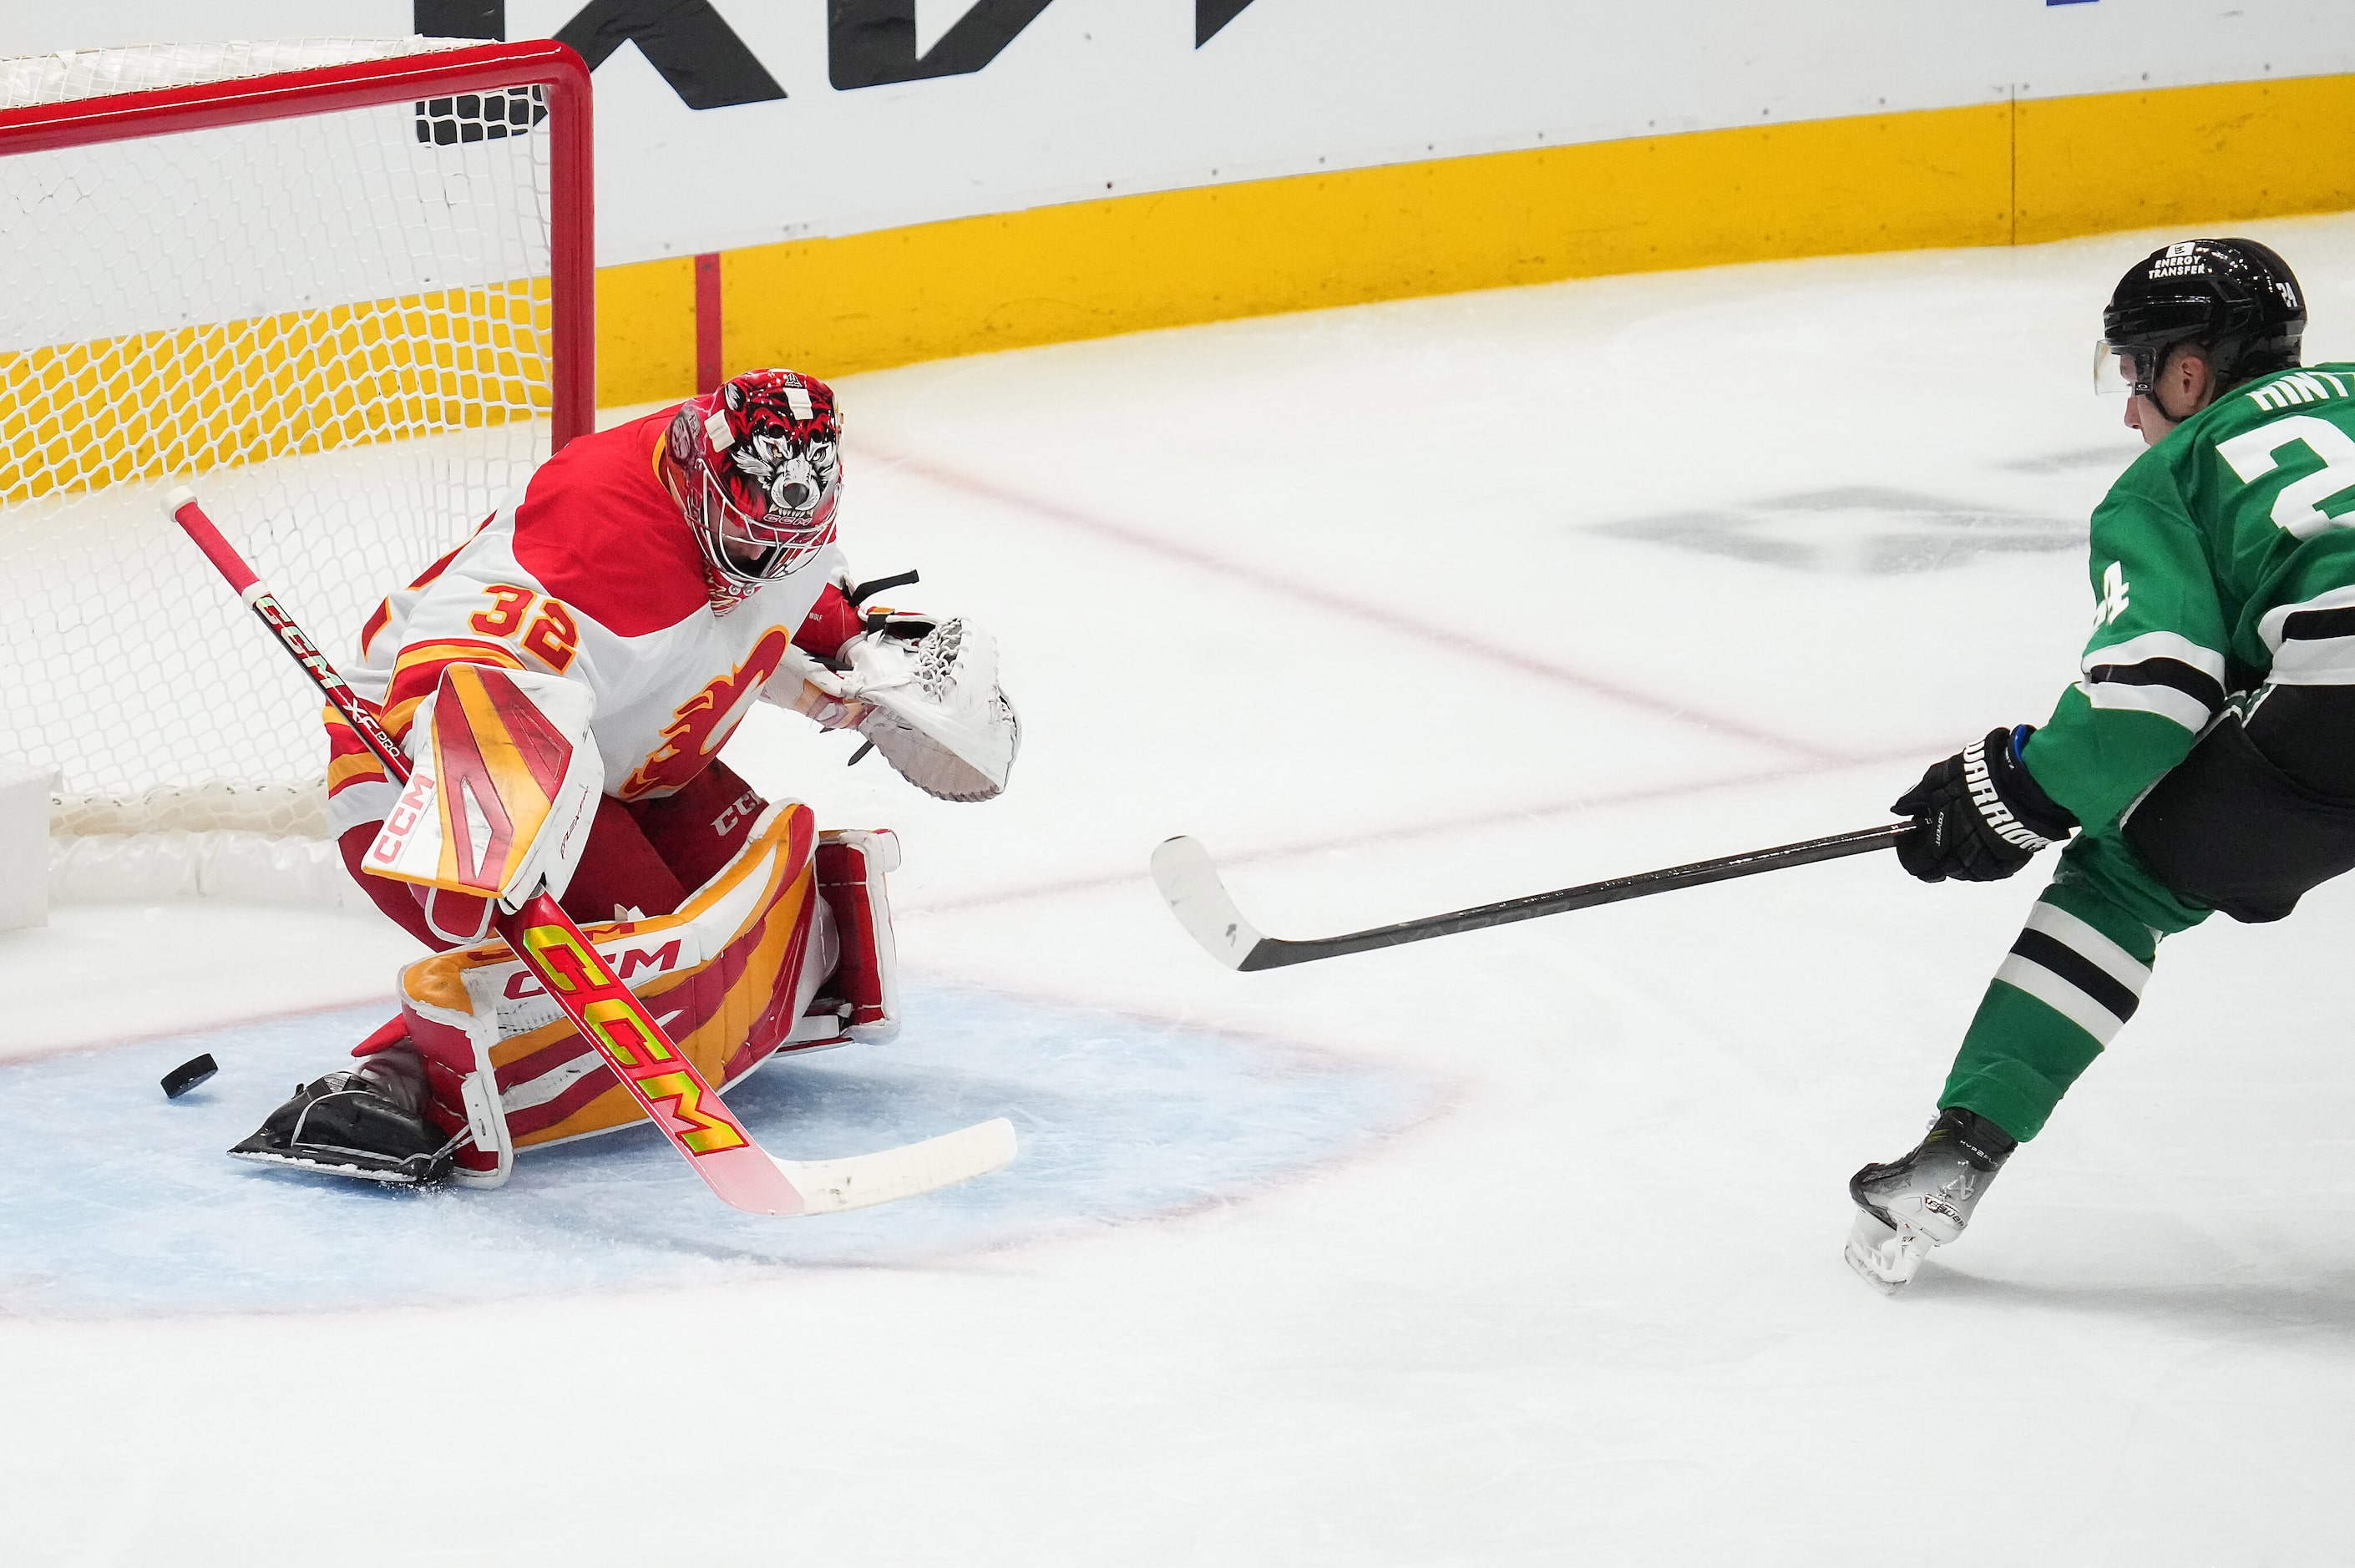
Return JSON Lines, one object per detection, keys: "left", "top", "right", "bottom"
{"left": 232, "top": 369, "right": 1020, "bottom": 1186}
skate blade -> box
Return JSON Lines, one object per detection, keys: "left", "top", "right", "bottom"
{"left": 1843, "top": 1210, "right": 1931, "bottom": 1295}
{"left": 227, "top": 1147, "right": 430, "bottom": 1186}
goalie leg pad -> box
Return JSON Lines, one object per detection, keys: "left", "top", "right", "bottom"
{"left": 814, "top": 828, "right": 903, "bottom": 1045}
{"left": 387, "top": 802, "right": 835, "bottom": 1171}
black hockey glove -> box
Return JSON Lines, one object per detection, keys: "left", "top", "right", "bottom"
{"left": 1891, "top": 726, "right": 2077, "bottom": 883}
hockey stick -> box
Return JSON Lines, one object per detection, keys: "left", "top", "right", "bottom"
{"left": 171, "top": 488, "right": 1015, "bottom": 1215}
{"left": 1151, "top": 823, "right": 1910, "bottom": 971}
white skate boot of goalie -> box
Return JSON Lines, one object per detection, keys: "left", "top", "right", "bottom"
{"left": 1844, "top": 1107, "right": 2017, "bottom": 1295}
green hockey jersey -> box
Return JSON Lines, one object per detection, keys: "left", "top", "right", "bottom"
{"left": 2023, "top": 362, "right": 2355, "bottom": 831}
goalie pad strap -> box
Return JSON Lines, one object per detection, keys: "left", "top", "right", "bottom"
{"left": 816, "top": 828, "right": 901, "bottom": 1044}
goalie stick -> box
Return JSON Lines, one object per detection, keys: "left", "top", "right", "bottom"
{"left": 171, "top": 488, "right": 1015, "bottom": 1216}
{"left": 1151, "top": 824, "right": 1910, "bottom": 971}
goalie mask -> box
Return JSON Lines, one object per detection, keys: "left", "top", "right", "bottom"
{"left": 667, "top": 369, "right": 844, "bottom": 584}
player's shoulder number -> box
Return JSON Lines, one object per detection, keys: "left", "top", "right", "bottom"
{"left": 2218, "top": 375, "right": 2355, "bottom": 540}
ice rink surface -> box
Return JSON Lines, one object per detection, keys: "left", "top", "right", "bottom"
{"left": 11, "top": 215, "right": 2355, "bottom": 1563}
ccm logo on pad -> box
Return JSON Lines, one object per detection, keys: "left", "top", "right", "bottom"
{"left": 368, "top": 772, "right": 438, "bottom": 866}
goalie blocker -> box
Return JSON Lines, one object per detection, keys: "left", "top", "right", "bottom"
{"left": 363, "top": 660, "right": 605, "bottom": 947}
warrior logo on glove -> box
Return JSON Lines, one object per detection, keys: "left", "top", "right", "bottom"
{"left": 1891, "top": 726, "right": 2078, "bottom": 883}
{"left": 667, "top": 369, "right": 844, "bottom": 584}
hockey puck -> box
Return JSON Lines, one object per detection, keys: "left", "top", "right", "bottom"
{"left": 161, "top": 1054, "right": 218, "bottom": 1100}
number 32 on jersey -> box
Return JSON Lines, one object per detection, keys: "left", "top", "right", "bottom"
{"left": 468, "top": 583, "right": 582, "bottom": 673}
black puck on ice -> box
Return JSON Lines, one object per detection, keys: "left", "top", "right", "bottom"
{"left": 161, "top": 1054, "right": 218, "bottom": 1100}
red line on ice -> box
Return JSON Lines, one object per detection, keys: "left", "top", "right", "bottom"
{"left": 870, "top": 445, "right": 1856, "bottom": 766}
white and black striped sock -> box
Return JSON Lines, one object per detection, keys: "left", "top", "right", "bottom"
{"left": 1993, "top": 901, "right": 2152, "bottom": 1046}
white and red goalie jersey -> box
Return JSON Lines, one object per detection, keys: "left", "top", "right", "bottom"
{"left": 235, "top": 376, "right": 1018, "bottom": 1186}
{"left": 324, "top": 402, "right": 866, "bottom": 842}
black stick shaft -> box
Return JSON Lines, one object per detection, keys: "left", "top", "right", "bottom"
{"left": 1240, "top": 823, "right": 1908, "bottom": 970}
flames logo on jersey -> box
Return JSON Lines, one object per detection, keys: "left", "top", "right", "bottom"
{"left": 620, "top": 627, "right": 793, "bottom": 799}
{"left": 668, "top": 369, "right": 843, "bottom": 585}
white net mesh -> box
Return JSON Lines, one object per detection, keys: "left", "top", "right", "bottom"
{"left": 0, "top": 38, "right": 470, "bottom": 108}
{"left": 1, "top": 38, "right": 558, "bottom": 840}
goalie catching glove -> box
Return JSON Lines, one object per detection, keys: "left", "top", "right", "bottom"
{"left": 362, "top": 664, "right": 603, "bottom": 940}
{"left": 767, "top": 614, "right": 1020, "bottom": 802}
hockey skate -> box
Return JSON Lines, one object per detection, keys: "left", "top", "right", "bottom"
{"left": 1844, "top": 1107, "right": 2016, "bottom": 1294}
{"left": 229, "top": 1060, "right": 459, "bottom": 1186}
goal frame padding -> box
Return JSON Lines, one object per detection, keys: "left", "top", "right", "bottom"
{"left": 0, "top": 39, "right": 595, "bottom": 450}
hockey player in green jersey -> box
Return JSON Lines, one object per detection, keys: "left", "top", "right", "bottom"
{"left": 1848, "top": 237, "right": 2355, "bottom": 1292}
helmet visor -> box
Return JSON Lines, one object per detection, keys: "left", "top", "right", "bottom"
{"left": 2094, "top": 340, "right": 2147, "bottom": 397}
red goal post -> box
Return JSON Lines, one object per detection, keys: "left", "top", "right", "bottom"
{"left": 0, "top": 38, "right": 595, "bottom": 894}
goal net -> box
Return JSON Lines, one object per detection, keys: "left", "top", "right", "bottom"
{"left": 0, "top": 38, "right": 590, "bottom": 884}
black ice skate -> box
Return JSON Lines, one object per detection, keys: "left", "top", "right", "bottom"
{"left": 229, "top": 1070, "right": 458, "bottom": 1185}
{"left": 1844, "top": 1107, "right": 2017, "bottom": 1294}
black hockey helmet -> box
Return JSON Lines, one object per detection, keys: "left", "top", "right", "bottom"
{"left": 2099, "top": 238, "right": 2304, "bottom": 395}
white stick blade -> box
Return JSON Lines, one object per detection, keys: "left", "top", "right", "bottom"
{"left": 772, "top": 1116, "right": 1017, "bottom": 1215}
{"left": 1149, "top": 836, "right": 1262, "bottom": 970}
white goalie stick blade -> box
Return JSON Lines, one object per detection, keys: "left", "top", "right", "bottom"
{"left": 771, "top": 1116, "right": 1018, "bottom": 1214}
{"left": 1149, "top": 836, "right": 1268, "bottom": 971}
